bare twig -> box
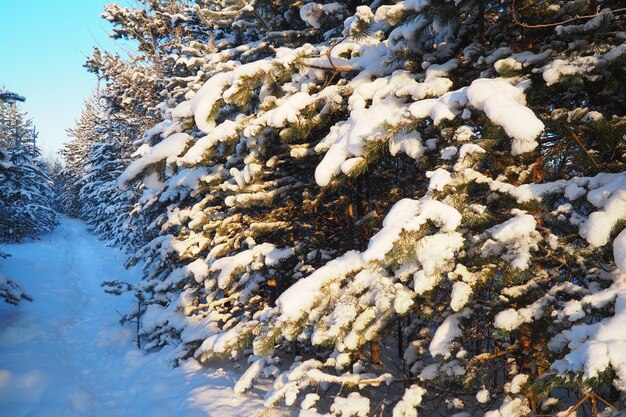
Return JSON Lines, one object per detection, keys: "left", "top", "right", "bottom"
{"left": 567, "top": 128, "right": 600, "bottom": 170}
{"left": 535, "top": 392, "right": 617, "bottom": 417}
{"left": 326, "top": 36, "right": 353, "bottom": 72}
{"left": 512, "top": 0, "right": 626, "bottom": 29}
{"left": 470, "top": 346, "right": 516, "bottom": 364}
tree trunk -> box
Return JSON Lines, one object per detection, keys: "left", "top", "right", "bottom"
{"left": 370, "top": 338, "right": 382, "bottom": 365}
{"left": 136, "top": 291, "right": 141, "bottom": 349}
{"left": 478, "top": 0, "right": 486, "bottom": 44}
{"left": 268, "top": 277, "right": 277, "bottom": 306}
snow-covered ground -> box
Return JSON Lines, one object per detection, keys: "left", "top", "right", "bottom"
{"left": 0, "top": 217, "right": 274, "bottom": 417}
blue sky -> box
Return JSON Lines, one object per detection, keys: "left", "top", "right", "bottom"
{"left": 0, "top": 0, "right": 131, "bottom": 158}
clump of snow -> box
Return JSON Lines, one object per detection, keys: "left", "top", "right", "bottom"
{"left": 210, "top": 243, "right": 294, "bottom": 289}
{"left": 466, "top": 79, "right": 544, "bottom": 155}
{"left": 564, "top": 183, "right": 586, "bottom": 200}
{"left": 483, "top": 47, "right": 513, "bottom": 65}
{"left": 476, "top": 388, "right": 490, "bottom": 404}
{"left": 615, "top": 229, "right": 626, "bottom": 275}
{"left": 489, "top": 211, "right": 536, "bottom": 242}
{"left": 454, "top": 143, "right": 486, "bottom": 171}
{"left": 374, "top": 0, "right": 430, "bottom": 22}
{"left": 482, "top": 211, "right": 539, "bottom": 270}
{"left": 177, "top": 72, "right": 232, "bottom": 132}
{"left": 143, "top": 119, "right": 175, "bottom": 140}
{"left": 300, "top": 2, "right": 344, "bottom": 29}
{"left": 426, "top": 168, "right": 452, "bottom": 191}
{"left": 367, "top": 199, "right": 462, "bottom": 261}
{"left": 450, "top": 281, "right": 472, "bottom": 312}
{"left": 392, "top": 385, "right": 426, "bottom": 417}
{"left": 541, "top": 397, "right": 558, "bottom": 410}
{"left": 581, "top": 111, "right": 603, "bottom": 123}
{"left": 234, "top": 358, "right": 266, "bottom": 394}
{"left": 429, "top": 313, "right": 462, "bottom": 359}
{"left": 397, "top": 60, "right": 458, "bottom": 100}
{"left": 119, "top": 133, "right": 192, "bottom": 187}
{"left": 484, "top": 396, "right": 530, "bottom": 417}
{"left": 277, "top": 250, "right": 365, "bottom": 321}
{"left": 509, "top": 374, "right": 528, "bottom": 394}
{"left": 413, "top": 232, "right": 464, "bottom": 294}
{"left": 453, "top": 125, "right": 475, "bottom": 142}
{"left": 580, "top": 187, "right": 626, "bottom": 247}
{"left": 541, "top": 44, "right": 626, "bottom": 85}
{"left": 550, "top": 271, "right": 626, "bottom": 388}
{"left": 343, "top": 6, "right": 374, "bottom": 37}
{"left": 449, "top": 398, "right": 464, "bottom": 409}
{"left": 330, "top": 392, "right": 370, "bottom": 417}
{"left": 494, "top": 50, "right": 552, "bottom": 74}
{"left": 408, "top": 88, "right": 469, "bottom": 126}
{"left": 178, "top": 120, "right": 239, "bottom": 165}
{"left": 419, "top": 364, "right": 439, "bottom": 380}
{"left": 301, "top": 393, "right": 320, "bottom": 410}
{"left": 341, "top": 157, "right": 365, "bottom": 175}
{"left": 441, "top": 146, "right": 458, "bottom": 160}
{"left": 394, "top": 284, "right": 416, "bottom": 314}
{"left": 315, "top": 96, "right": 406, "bottom": 187}
{"left": 406, "top": 78, "right": 542, "bottom": 155}
{"left": 494, "top": 308, "right": 526, "bottom": 331}
{"left": 389, "top": 132, "right": 425, "bottom": 159}
{"left": 560, "top": 298, "right": 584, "bottom": 321}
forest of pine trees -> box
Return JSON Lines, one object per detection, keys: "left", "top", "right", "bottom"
{"left": 3, "top": 0, "right": 626, "bottom": 415}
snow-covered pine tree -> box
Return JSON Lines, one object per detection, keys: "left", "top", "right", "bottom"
{"left": 0, "top": 96, "right": 32, "bottom": 152}
{"left": 44, "top": 155, "right": 65, "bottom": 213}
{"left": 0, "top": 150, "right": 32, "bottom": 305}
{"left": 107, "top": 0, "right": 323, "bottom": 355}
{"left": 82, "top": 0, "right": 626, "bottom": 415}
{"left": 60, "top": 96, "right": 136, "bottom": 244}
{"left": 0, "top": 96, "right": 56, "bottom": 242}
{"left": 73, "top": 1, "right": 220, "bottom": 252}
{"left": 78, "top": 122, "right": 135, "bottom": 242}
{"left": 59, "top": 97, "right": 102, "bottom": 218}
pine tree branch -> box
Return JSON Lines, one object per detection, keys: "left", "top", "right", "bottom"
{"left": 326, "top": 36, "right": 351, "bottom": 73}
{"left": 251, "top": 7, "right": 271, "bottom": 34}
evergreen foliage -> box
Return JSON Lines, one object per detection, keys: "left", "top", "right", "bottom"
{"left": 0, "top": 270, "right": 32, "bottom": 305}
{"left": 0, "top": 93, "right": 53, "bottom": 305}
{"left": 63, "top": 0, "right": 626, "bottom": 415}
{"left": 0, "top": 93, "right": 57, "bottom": 242}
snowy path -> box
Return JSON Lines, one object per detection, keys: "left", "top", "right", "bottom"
{"left": 0, "top": 217, "right": 270, "bottom": 417}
